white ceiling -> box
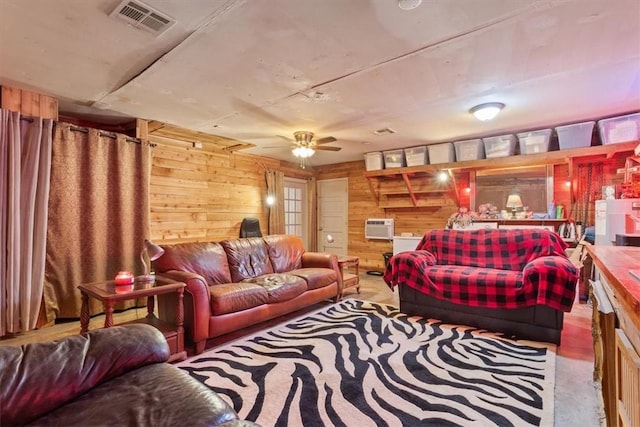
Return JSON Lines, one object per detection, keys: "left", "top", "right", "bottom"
{"left": 1, "top": 0, "right": 639, "bottom": 166}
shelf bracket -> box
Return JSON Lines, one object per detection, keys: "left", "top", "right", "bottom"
{"left": 365, "top": 176, "right": 380, "bottom": 206}
{"left": 401, "top": 173, "right": 418, "bottom": 206}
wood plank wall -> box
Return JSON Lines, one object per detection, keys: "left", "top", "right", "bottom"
{"left": 146, "top": 131, "right": 312, "bottom": 245}
{"left": 315, "top": 161, "right": 462, "bottom": 269}
{"left": 1, "top": 86, "right": 58, "bottom": 120}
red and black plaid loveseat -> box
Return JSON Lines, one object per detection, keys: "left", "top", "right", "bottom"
{"left": 384, "top": 228, "right": 579, "bottom": 344}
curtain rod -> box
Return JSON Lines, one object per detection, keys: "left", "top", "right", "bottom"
{"left": 67, "top": 125, "right": 155, "bottom": 147}
{"left": 8, "top": 113, "right": 154, "bottom": 146}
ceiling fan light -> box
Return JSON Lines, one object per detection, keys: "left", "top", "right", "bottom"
{"left": 292, "top": 146, "right": 315, "bottom": 158}
{"left": 470, "top": 102, "right": 505, "bottom": 121}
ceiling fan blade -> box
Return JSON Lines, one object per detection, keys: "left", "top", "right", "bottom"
{"left": 315, "top": 145, "right": 342, "bottom": 151}
{"left": 316, "top": 136, "right": 337, "bottom": 144}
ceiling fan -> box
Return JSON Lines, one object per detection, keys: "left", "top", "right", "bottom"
{"left": 288, "top": 131, "right": 341, "bottom": 168}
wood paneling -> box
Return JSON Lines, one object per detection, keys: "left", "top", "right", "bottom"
{"left": 147, "top": 123, "right": 312, "bottom": 245}
{"left": 1, "top": 85, "right": 58, "bottom": 120}
{"left": 316, "top": 161, "right": 461, "bottom": 269}
{"left": 149, "top": 141, "right": 268, "bottom": 243}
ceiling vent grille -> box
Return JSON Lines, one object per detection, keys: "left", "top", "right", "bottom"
{"left": 109, "top": 0, "right": 176, "bottom": 36}
{"left": 373, "top": 128, "right": 396, "bottom": 136}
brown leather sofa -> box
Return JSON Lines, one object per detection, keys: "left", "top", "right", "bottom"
{"left": 154, "top": 234, "right": 341, "bottom": 354}
{"left": 0, "top": 324, "right": 258, "bottom": 426}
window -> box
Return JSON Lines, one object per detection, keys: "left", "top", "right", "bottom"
{"left": 474, "top": 166, "right": 553, "bottom": 214}
{"left": 284, "top": 178, "right": 307, "bottom": 246}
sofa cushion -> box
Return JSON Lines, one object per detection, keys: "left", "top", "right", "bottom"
{"left": 263, "top": 234, "right": 304, "bottom": 272}
{"left": 421, "top": 265, "right": 524, "bottom": 306}
{"left": 209, "top": 282, "right": 268, "bottom": 315}
{"left": 221, "top": 237, "right": 274, "bottom": 282}
{"left": 417, "top": 229, "right": 568, "bottom": 270}
{"left": 289, "top": 268, "right": 338, "bottom": 290}
{"left": 244, "top": 273, "right": 307, "bottom": 303}
{"left": 155, "top": 241, "right": 232, "bottom": 285}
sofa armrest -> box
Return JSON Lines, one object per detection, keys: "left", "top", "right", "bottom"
{"left": 301, "top": 251, "right": 337, "bottom": 269}
{"left": 301, "top": 252, "right": 342, "bottom": 291}
{"left": 157, "top": 271, "right": 211, "bottom": 346}
{"left": 0, "top": 324, "right": 168, "bottom": 426}
{"left": 384, "top": 250, "right": 437, "bottom": 290}
{"left": 523, "top": 256, "right": 579, "bottom": 311}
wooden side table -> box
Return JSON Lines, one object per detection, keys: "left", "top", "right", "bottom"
{"left": 338, "top": 255, "right": 360, "bottom": 297}
{"left": 78, "top": 276, "right": 187, "bottom": 363}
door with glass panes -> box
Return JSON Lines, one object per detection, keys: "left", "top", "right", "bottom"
{"left": 284, "top": 178, "right": 308, "bottom": 248}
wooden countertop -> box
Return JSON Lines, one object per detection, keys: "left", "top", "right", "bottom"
{"left": 586, "top": 245, "right": 640, "bottom": 332}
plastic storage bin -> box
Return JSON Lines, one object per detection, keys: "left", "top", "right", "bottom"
{"left": 383, "top": 149, "right": 405, "bottom": 168}
{"left": 597, "top": 112, "right": 640, "bottom": 145}
{"left": 364, "top": 152, "right": 384, "bottom": 171}
{"left": 453, "top": 139, "right": 484, "bottom": 161}
{"left": 427, "top": 143, "right": 455, "bottom": 164}
{"left": 482, "top": 134, "right": 517, "bottom": 158}
{"left": 517, "top": 129, "right": 552, "bottom": 154}
{"left": 403, "top": 146, "right": 428, "bottom": 167}
{"left": 555, "top": 121, "right": 594, "bottom": 150}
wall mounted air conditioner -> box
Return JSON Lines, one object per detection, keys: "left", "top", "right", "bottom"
{"left": 365, "top": 218, "right": 394, "bottom": 240}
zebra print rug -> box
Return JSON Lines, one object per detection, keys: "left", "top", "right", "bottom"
{"left": 177, "top": 299, "right": 556, "bottom": 426}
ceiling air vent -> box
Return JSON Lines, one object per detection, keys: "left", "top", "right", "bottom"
{"left": 109, "top": 0, "right": 176, "bottom": 36}
{"left": 373, "top": 128, "right": 396, "bottom": 136}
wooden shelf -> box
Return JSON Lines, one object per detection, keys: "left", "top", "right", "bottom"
{"left": 366, "top": 169, "right": 459, "bottom": 209}
{"left": 378, "top": 188, "right": 448, "bottom": 196}
{"left": 364, "top": 141, "right": 638, "bottom": 210}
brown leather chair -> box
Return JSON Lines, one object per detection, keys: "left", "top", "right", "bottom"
{"left": 0, "top": 324, "right": 258, "bottom": 426}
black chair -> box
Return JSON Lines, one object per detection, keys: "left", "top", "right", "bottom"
{"left": 240, "top": 218, "right": 263, "bottom": 237}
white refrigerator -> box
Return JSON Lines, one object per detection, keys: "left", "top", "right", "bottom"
{"left": 595, "top": 198, "right": 640, "bottom": 245}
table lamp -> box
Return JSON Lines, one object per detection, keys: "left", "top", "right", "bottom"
{"left": 138, "top": 239, "right": 164, "bottom": 282}
{"left": 506, "top": 194, "right": 523, "bottom": 219}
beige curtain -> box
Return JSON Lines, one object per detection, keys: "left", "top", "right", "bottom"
{"left": 266, "top": 170, "right": 285, "bottom": 235}
{"left": 308, "top": 177, "right": 318, "bottom": 250}
{"left": 43, "top": 123, "right": 150, "bottom": 321}
{"left": 0, "top": 110, "right": 53, "bottom": 335}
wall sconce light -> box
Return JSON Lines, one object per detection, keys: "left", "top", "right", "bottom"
{"left": 470, "top": 102, "right": 505, "bottom": 121}
{"left": 438, "top": 171, "right": 449, "bottom": 182}
{"left": 139, "top": 239, "right": 164, "bottom": 282}
{"left": 266, "top": 195, "right": 275, "bottom": 206}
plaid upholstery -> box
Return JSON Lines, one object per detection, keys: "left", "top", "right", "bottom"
{"left": 384, "top": 229, "right": 578, "bottom": 312}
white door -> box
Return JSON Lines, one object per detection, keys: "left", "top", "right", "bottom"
{"left": 317, "top": 178, "right": 348, "bottom": 255}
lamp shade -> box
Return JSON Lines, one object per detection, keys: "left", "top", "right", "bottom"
{"left": 506, "top": 194, "right": 524, "bottom": 209}
{"left": 144, "top": 239, "right": 165, "bottom": 261}
{"left": 138, "top": 239, "right": 164, "bottom": 282}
